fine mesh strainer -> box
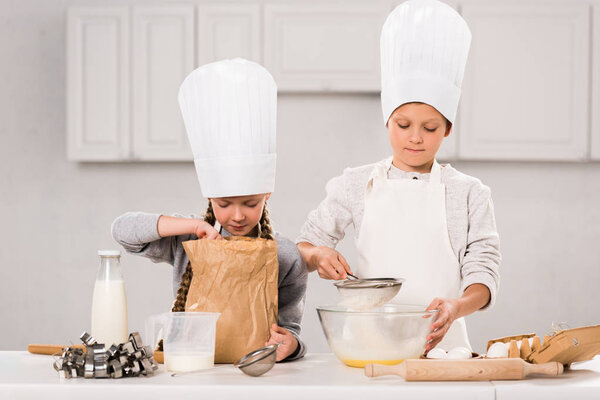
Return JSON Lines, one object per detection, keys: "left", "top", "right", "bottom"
{"left": 234, "top": 343, "right": 280, "bottom": 377}
{"left": 334, "top": 278, "right": 405, "bottom": 310}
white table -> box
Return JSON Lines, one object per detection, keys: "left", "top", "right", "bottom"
{"left": 1, "top": 352, "right": 598, "bottom": 400}
{"left": 493, "top": 357, "right": 600, "bottom": 400}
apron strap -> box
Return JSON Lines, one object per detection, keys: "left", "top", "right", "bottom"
{"left": 366, "top": 157, "right": 442, "bottom": 192}
{"left": 430, "top": 159, "right": 442, "bottom": 185}
{"left": 365, "top": 156, "right": 393, "bottom": 193}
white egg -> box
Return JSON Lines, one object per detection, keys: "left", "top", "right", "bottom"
{"left": 426, "top": 347, "right": 447, "bottom": 359}
{"left": 447, "top": 346, "right": 472, "bottom": 359}
{"left": 486, "top": 342, "right": 509, "bottom": 358}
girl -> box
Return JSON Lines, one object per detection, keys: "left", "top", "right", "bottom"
{"left": 296, "top": 0, "right": 500, "bottom": 353}
{"left": 112, "top": 59, "right": 307, "bottom": 362}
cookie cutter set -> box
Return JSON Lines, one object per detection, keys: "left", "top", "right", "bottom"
{"left": 53, "top": 331, "right": 158, "bottom": 379}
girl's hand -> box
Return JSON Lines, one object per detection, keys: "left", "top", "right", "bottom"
{"left": 265, "top": 324, "right": 298, "bottom": 362}
{"left": 157, "top": 215, "right": 222, "bottom": 239}
{"left": 194, "top": 220, "right": 222, "bottom": 240}
{"left": 424, "top": 297, "right": 460, "bottom": 352}
{"left": 311, "top": 246, "right": 352, "bottom": 280}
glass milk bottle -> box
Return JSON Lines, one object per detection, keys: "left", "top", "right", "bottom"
{"left": 91, "top": 250, "right": 128, "bottom": 346}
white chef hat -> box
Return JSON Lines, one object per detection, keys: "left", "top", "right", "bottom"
{"left": 178, "top": 58, "right": 277, "bottom": 198}
{"left": 380, "top": 0, "right": 471, "bottom": 125}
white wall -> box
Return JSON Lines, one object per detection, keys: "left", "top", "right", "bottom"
{"left": 1, "top": 0, "right": 599, "bottom": 354}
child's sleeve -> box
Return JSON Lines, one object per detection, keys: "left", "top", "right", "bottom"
{"left": 461, "top": 185, "right": 501, "bottom": 310}
{"left": 276, "top": 239, "right": 309, "bottom": 361}
{"left": 296, "top": 170, "right": 354, "bottom": 249}
{"left": 111, "top": 211, "right": 195, "bottom": 266}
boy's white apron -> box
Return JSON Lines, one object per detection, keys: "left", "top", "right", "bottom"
{"left": 355, "top": 156, "right": 471, "bottom": 350}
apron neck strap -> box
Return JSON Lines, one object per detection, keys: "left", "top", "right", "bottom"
{"left": 430, "top": 159, "right": 442, "bottom": 184}
{"left": 384, "top": 157, "right": 442, "bottom": 184}
{"left": 367, "top": 157, "right": 442, "bottom": 190}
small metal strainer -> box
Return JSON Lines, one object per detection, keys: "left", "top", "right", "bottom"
{"left": 334, "top": 278, "right": 405, "bottom": 310}
{"left": 234, "top": 343, "right": 280, "bottom": 377}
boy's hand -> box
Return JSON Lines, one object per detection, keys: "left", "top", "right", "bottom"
{"left": 265, "top": 324, "right": 298, "bottom": 361}
{"left": 194, "top": 220, "right": 222, "bottom": 240}
{"left": 424, "top": 297, "right": 460, "bottom": 352}
{"left": 311, "top": 246, "right": 352, "bottom": 280}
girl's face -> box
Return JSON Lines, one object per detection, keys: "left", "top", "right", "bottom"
{"left": 387, "top": 102, "right": 451, "bottom": 173}
{"left": 210, "top": 193, "right": 271, "bottom": 236}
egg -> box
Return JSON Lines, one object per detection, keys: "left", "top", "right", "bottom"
{"left": 486, "top": 342, "right": 509, "bottom": 358}
{"left": 426, "top": 347, "right": 447, "bottom": 359}
{"left": 447, "top": 346, "right": 472, "bottom": 359}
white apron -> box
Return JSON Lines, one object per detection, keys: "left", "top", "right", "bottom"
{"left": 355, "top": 157, "right": 471, "bottom": 351}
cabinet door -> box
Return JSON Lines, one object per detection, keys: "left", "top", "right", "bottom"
{"left": 197, "top": 4, "right": 261, "bottom": 65}
{"left": 264, "top": 2, "right": 390, "bottom": 92}
{"left": 592, "top": 5, "right": 600, "bottom": 161}
{"left": 132, "top": 6, "right": 194, "bottom": 161}
{"left": 459, "top": 1, "right": 590, "bottom": 161}
{"left": 67, "top": 7, "right": 130, "bottom": 161}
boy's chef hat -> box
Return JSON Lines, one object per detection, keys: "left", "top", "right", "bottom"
{"left": 380, "top": 0, "right": 471, "bottom": 125}
{"left": 178, "top": 58, "right": 277, "bottom": 198}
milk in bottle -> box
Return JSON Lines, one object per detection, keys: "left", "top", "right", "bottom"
{"left": 91, "top": 250, "right": 128, "bottom": 346}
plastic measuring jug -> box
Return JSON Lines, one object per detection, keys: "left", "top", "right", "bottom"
{"left": 145, "top": 312, "right": 220, "bottom": 372}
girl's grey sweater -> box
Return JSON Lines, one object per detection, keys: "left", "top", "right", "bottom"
{"left": 111, "top": 212, "right": 307, "bottom": 361}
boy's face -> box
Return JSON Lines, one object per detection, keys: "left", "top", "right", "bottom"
{"left": 210, "top": 193, "right": 271, "bottom": 236}
{"left": 387, "top": 102, "right": 451, "bottom": 173}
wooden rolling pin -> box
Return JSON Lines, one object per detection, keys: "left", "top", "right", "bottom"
{"left": 28, "top": 344, "right": 86, "bottom": 356}
{"left": 365, "top": 358, "right": 563, "bottom": 381}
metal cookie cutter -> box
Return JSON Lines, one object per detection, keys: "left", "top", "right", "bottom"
{"left": 54, "top": 331, "right": 159, "bottom": 379}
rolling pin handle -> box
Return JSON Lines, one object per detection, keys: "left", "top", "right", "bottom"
{"left": 525, "top": 361, "right": 564, "bottom": 377}
{"left": 364, "top": 363, "right": 405, "bottom": 378}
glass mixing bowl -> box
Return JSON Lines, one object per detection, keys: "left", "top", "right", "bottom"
{"left": 317, "top": 304, "right": 438, "bottom": 368}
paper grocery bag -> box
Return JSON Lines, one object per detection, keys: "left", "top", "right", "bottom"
{"left": 182, "top": 236, "right": 278, "bottom": 363}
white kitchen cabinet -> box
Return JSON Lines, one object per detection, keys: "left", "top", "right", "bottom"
{"left": 264, "top": 2, "right": 391, "bottom": 92}
{"left": 592, "top": 4, "right": 600, "bottom": 161}
{"left": 132, "top": 6, "right": 194, "bottom": 161}
{"left": 67, "top": 7, "right": 130, "bottom": 161}
{"left": 458, "top": 1, "right": 590, "bottom": 161}
{"left": 67, "top": 1, "right": 599, "bottom": 162}
{"left": 197, "top": 4, "right": 261, "bottom": 65}
{"left": 392, "top": 0, "right": 459, "bottom": 10}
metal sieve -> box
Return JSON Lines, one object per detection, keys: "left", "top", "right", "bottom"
{"left": 234, "top": 343, "right": 280, "bottom": 377}
{"left": 334, "top": 278, "right": 405, "bottom": 310}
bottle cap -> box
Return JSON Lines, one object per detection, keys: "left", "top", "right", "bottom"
{"left": 98, "top": 250, "right": 121, "bottom": 257}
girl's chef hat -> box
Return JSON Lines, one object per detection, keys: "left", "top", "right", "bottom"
{"left": 380, "top": 0, "right": 471, "bottom": 125}
{"left": 178, "top": 58, "right": 277, "bottom": 198}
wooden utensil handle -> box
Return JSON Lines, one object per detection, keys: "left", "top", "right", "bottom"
{"left": 364, "top": 362, "right": 405, "bottom": 378}
{"left": 153, "top": 350, "right": 164, "bottom": 364}
{"left": 524, "top": 361, "right": 563, "bottom": 377}
{"left": 28, "top": 344, "right": 86, "bottom": 356}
